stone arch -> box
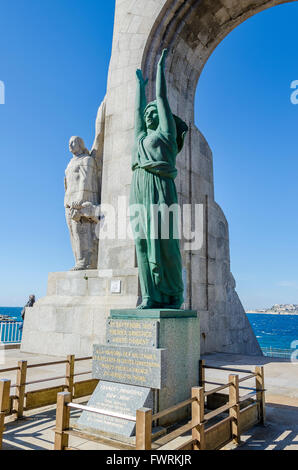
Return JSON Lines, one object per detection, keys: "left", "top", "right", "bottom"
{"left": 99, "top": 0, "right": 294, "bottom": 354}
{"left": 142, "top": 0, "right": 293, "bottom": 120}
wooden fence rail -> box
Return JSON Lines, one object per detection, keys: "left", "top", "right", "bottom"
{"left": 0, "top": 380, "right": 11, "bottom": 449}
{"left": 1, "top": 359, "right": 266, "bottom": 451}
{"left": 0, "top": 354, "right": 97, "bottom": 449}
{"left": 53, "top": 362, "right": 265, "bottom": 451}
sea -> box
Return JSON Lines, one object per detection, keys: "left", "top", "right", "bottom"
{"left": 247, "top": 313, "right": 298, "bottom": 351}
{"left": 0, "top": 308, "right": 298, "bottom": 353}
{"left": 0, "top": 307, "right": 23, "bottom": 321}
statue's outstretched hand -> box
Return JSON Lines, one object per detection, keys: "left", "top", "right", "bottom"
{"left": 158, "top": 48, "right": 168, "bottom": 69}
{"left": 136, "top": 69, "right": 148, "bottom": 87}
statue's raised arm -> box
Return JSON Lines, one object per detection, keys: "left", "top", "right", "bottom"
{"left": 135, "top": 69, "right": 148, "bottom": 139}
{"left": 156, "top": 49, "right": 176, "bottom": 138}
{"left": 91, "top": 97, "right": 106, "bottom": 168}
{"left": 130, "top": 48, "right": 188, "bottom": 310}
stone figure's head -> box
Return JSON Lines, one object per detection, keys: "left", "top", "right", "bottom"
{"left": 69, "top": 136, "right": 89, "bottom": 157}
{"left": 144, "top": 101, "right": 188, "bottom": 153}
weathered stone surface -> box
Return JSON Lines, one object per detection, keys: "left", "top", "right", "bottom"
{"left": 77, "top": 381, "right": 153, "bottom": 438}
{"left": 21, "top": 269, "right": 139, "bottom": 357}
{"left": 65, "top": 137, "right": 101, "bottom": 271}
{"left": 100, "top": 309, "right": 200, "bottom": 425}
{"left": 94, "top": 0, "right": 280, "bottom": 356}
{"left": 93, "top": 344, "right": 166, "bottom": 389}
{"left": 110, "top": 309, "right": 197, "bottom": 319}
{"left": 73, "top": 308, "right": 201, "bottom": 440}
{"left": 24, "top": 0, "right": 275, "bottom": 357}
{"left": 107, "top": 319, "right": 159, "bottom": 347}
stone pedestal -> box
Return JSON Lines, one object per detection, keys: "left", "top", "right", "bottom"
{"left": 20, "top": 269, "right": 140, "bottom": 357}
{"left": 77, "top": 309, "right": 200, "bottom": 441}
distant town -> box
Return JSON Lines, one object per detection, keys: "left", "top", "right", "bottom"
{"left": 247, "top": 304, "right": 298, "bottom": 315}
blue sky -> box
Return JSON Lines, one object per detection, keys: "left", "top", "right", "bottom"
{"left": 0, "top": 1, "right": 298, "bottom": 309}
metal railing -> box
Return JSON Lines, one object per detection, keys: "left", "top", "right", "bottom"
{"left": 261, "top": 346, "right": 293, "bottom": 359}
{"left": 0, "top": 322, "right": 23, "bottom": 344}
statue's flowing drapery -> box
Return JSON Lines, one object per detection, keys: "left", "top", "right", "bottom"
{"left": 130, "top": 128, "right": 184, "bottom": 307}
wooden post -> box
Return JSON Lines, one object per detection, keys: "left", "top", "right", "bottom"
{"left": 136, "top": 407, "right": 152, "bottom": 450}
{"left": 54, "top": 392, "right": 71, "bottom": 450}
{"left": 192, "top": 386, "right": 205, "bottom": 450}
{"left": 66, "top": 355, "right": 75, "bottom": 398}
{"left": 15, "top": 360, "right": 27, "bottom": 418}
{"left": 229, "top": 374, "right": 241, "bottom": 445}
{"left": 199, "top": 360, "right": 206, "bottom": 394}
{"left": 0, "top": 380, "right": 11, "bottom": 449}
{"left": 255, "top": 366, "right": 266, "bottom": 425}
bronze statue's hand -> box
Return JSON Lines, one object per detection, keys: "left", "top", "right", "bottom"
{"left": 158, "top": 48, "right": 168, "bottom": 68}
{"left": 136, "top": 69, "right": 148, "bottom": 87}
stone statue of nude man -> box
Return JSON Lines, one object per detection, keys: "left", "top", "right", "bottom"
{"left": 64, "top": 136, "right": 100, "bottom": 271}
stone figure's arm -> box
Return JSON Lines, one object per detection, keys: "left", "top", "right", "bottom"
{"left": 91, "top": 96, "right": 106, "bottom": 167}
{"left": 135, "top": 69, "right": 148, "bottom": 138}
{"left": 64, "top": 177, "right": 67, "bottom": 192}
{"left": 156, "top": 49, "right": 176, "bottom": 138}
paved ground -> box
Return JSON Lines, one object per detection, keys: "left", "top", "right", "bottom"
{"left": 236, "top": 405, "right": 298, "bottom": 451}
{"left": 202, "top": 353, "right": 298, "bottom": 451}
{"left": 1, "top": 349, "right": 297, "bottom": 450}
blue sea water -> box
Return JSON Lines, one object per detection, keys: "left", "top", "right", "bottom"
{"left": 1, "top": 308, "right": 298, "bottom": 351}
{"left": 247, "top": 313, "right": 298, "bottom": 350}
{"left": 0, "top": 306, "right": 22, "bottom": 321}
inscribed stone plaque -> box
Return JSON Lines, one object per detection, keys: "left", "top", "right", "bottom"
{"left": 93, "top": 344, "right": 165, "bottom": 389}
{"left": 110, "top": 280, "right": 121, "bottom": 294}
{"left": 107, "top": 319, "right": 159, "bottom": 347}
{"left": 77, "top": 381, "right": 152, "bottom": 437}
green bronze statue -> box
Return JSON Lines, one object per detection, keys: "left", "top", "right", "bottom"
{"left": 130, "top": 49, "right": 188, "bottom": 310}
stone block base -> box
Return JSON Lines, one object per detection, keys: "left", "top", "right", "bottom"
{"left": 77, "top": 309, "right": 200, "bottom": 440}
{"left": 20, "top": 269, "right": 140, "bottom": 357}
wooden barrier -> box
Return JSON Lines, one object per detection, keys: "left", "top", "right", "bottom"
{"left": 136, "top": 408, "right": 152, "bottom": 450}
{"left": 1, "top": 357, "right": 266, "bottom": 451}
{"left": 54, "top": 392, "right": 71, "bottom": 450}
{"left": 0, "top": 380, "right": 11, "bottom": 448}
{"left": 229, "top": 374, "right": 241, "bottom": 444}
{"left": 73, "top": 379, "right": 98, "bottom": 399}
{"left": 0, "top": 355, "right": 97, "bottom": 415}
{"left": 65, "top": 355, "right": 75, "bottom": 399}
{"left": 53, "top": 363, "right": 266, "bottom": 451}
{"left": 192, "top": 387, "right": 205, "bottom": 450}
{"left": 255, "top": 366, "right": 266, "bottom": 424}
{"left": 26, "top": 386, "right": 65, "bottom": 411}
{"left": 15, "top": 361, "right": 27, "bottom": 418}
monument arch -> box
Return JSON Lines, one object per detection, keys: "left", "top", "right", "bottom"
{"left": 100, "top": 0, "right": 294, "bottom": 355}
{"left": 22, "top": 0, "right": 294, "bottom": 357}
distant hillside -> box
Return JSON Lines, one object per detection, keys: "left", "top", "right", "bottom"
{"left": 247, "top": 304, "right": 298, "bottom": 314}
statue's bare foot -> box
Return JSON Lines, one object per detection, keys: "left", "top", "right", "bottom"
{"left": 70, "top": 265, "right": 88, "bottom": 271}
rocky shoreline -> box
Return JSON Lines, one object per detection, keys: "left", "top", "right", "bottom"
{"left": 0, "top": 315, "right": 17, "bottom": 322}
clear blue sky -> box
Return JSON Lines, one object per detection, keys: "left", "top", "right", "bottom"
{"left": 0, "top": 1, "right": 298, "bottom": 309}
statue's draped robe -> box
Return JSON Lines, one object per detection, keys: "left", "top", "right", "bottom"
{"left": 64, "top": 155, "right": 99, "bottom": 269}
{"left": 130, "top": 128, "right": 184, "bottom": 306}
